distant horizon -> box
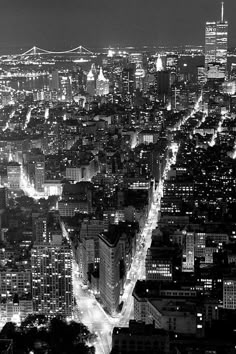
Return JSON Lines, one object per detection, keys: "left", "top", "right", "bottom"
{"left": 0, "top": 0, "right": 236, "bottom": 55}
{"left": 3, "top": 43, "right": 236, "bottom": 56}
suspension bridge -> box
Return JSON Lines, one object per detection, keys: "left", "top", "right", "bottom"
{"left": 17, "top": 45, "right": 94, "bottom": 57}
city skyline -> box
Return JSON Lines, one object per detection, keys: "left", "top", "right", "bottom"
{"left": 1, "top": 0, "right": 236, "bottom": 52}
{"left": 1, "top": 1, "right": 236, "bottom": 353}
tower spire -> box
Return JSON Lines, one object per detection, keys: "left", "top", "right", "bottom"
{"left": 221, "top": 1, "right": 224, "bottom": 23}
{"left": 98, "top": 66, "right": 106, "bottom": 81}
{"left": 156, "top": 54, "right": 163, "bottom": 72}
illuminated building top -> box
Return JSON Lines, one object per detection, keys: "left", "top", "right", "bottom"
{"left": 221, "top": 1, "right": 224, "bottom": 23}
{"left": 135, "top": 64, "right": 145, "bottom": 78}
{"left": 156, "top": 54, "right": 164, "bottom": 72}
{"left": 87, "top": 65, "right": 95, "bottom": 81}
{"left": 108, "top": 49, "right": 114, "bottom": 58}
{"left": 97, "top": 67, "right": 108, "bottom": 82}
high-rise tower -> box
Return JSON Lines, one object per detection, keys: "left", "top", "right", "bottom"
{"left": 31, "top": 219, "right": 72, "bottom": 317}
{"left": 7, "top": 162, "right": 21, "bottom": 190}
{"left": 31, "top": 240, "right": 72, "bottom": 317}
{"left": 205, "top": 22, "right": 217, "bottom": 68}
{"left": 156, "top": 54, "right": 164, "bottom": 72}
{"left": 96, "top": 67, "right": 109, "bottom": 96}
{"left": 121, "top": 67, "right": 135, "bottom": 98}
{"left": 216, "top": 2, "right": 228, "bottom": 71}
{"left": 135, "top": 64, "right": 145, "bottom": 90}
{"left": 35, "top": 161, "right": 45, "bottom": 192}
{"left": 86, "top": 64, "right": 96, "bottom": 96}
{"left": 205, "top": 2, "right": 228, "bottom": 75}
{"left": 51, "top": 70, "right": 60, "bottom": 90}
{"left": 0, "top": 187, "right": 8, "bottom": 210}
{"left": 99, "top": 232, "right": 120, "bottom": 316}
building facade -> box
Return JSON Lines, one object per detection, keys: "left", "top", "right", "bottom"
{"left": 205, "top": 3, "right": 228, "bottom": 74}
{"left": 31, "top": 240, "right": 73, "bottom": 317}
{"left": 99, "top": 233, "right": 120, "bottom": 316}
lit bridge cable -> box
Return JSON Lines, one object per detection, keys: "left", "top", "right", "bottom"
{"left": 19, "top": 45, "right": 94, "bottom": 56}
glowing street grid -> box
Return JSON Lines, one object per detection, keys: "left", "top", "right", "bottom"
{"left": 72, "top": 95, "right": 203, "bottom": 354}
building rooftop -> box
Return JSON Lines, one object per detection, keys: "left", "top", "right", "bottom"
{"left": 99, "top": 231, "right": 120, "bottom": 248}
{"left": 113, "top": 320, "right": 168, "bottom": 337}
{"left": 149, "top": 298, "right": 196, "bottom": 316}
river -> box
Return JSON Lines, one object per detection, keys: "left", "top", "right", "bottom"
{"left": 3, "top": 76, "right": 50, "bottom": 91}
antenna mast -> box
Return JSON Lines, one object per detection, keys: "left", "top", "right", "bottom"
{"left": 221, "top": 1, "right": 224, "bottom": 23}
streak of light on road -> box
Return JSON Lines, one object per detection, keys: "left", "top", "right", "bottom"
{"left": 73, "top": 275, "right": 112, "bottom": 354}
{"left": 232, "top": 141, "right": 236, "bottom": 159}
{"left": 20, "top": 164, "right": 47, "bottom": 199}
{"left": 117, "top": 94, "right": 203, "bottom": 308}
{"left": 116, "top": 142, "right": 180, "bottom": 328}
{"left": 45, "top": 107, "right": 49, "bottom": 120}
{"left": 62, "top": 224, "right": 112, "bottom": 354}
{"left": 209, "top": 113, "right": 227, "bottom": 147}
{"left": 24, "top": 107, "right": 32, "bottom": 130}
{"left": 2, "top": 108, "right": 15, "bottom": 131}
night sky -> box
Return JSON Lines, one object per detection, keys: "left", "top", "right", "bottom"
{"left": 0, "top": 0, "right": 236, "bottom": 52}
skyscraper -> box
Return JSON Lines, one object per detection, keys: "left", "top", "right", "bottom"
{"left": 33, "top": 215, "right": 48, "bottom": 243}
{"left": 99, "top": 232, "right": 120, "bottom": 316}
{"left": 216, "top": 2, "right": 228, "bottom": 71}
{"left": 60, "top": 75, "right": 72, "bottom": 102}
{"left": 51, "top": 69, "right": 60, "bottom": 90}
{"left": 156, "top": 54, "right": 164, "bottom": 72}
{"left": 166, "top": 54, "right": 178, "bottom": 85}
{"left": 223, "top": 277, "right": 236, "bottom": 309}
{"left": 35, "top": 161, "right": 45, "bottom": 192}
{"left": 205, "top": 2, "right": 228, "bottom": 74}
{"left": 135, "top": 64, "right": 145, "bottom": 90}
{"left": 7, "top": 162, "right": 21, "bottom": 190}
{"left": 154, "top": 54, "right": 169, "bottom": 101}
{"left": 0, "top": 187, "right": 8, "bottom": 210}
{"left": 122, "top": 67, "right": 135, "bottom": 96}
{"left": 79, "top": 219, "right": 106, "bottom": 284}
{"left": 96, "top": 67, "right": 109, "bottom": 96}
{"left": 182, "top": 232, "right": 195, "bottom": 272}
{"left": 31, "top": 211, "right": 73, "bottom": 317}
{"left": 31, "top": 234, "right": 72, "bottom": 317}
{"left": 86, "top": 65, "right": 96, "bottom": 96}
{"left": 205, "top": 22, "right": 217, "bottom": 69}
{"left": 129, "top": 53, "right": 143, "bottom": 65}
{"left": 197, "top": 66, "right": 207, "bottom": 89}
